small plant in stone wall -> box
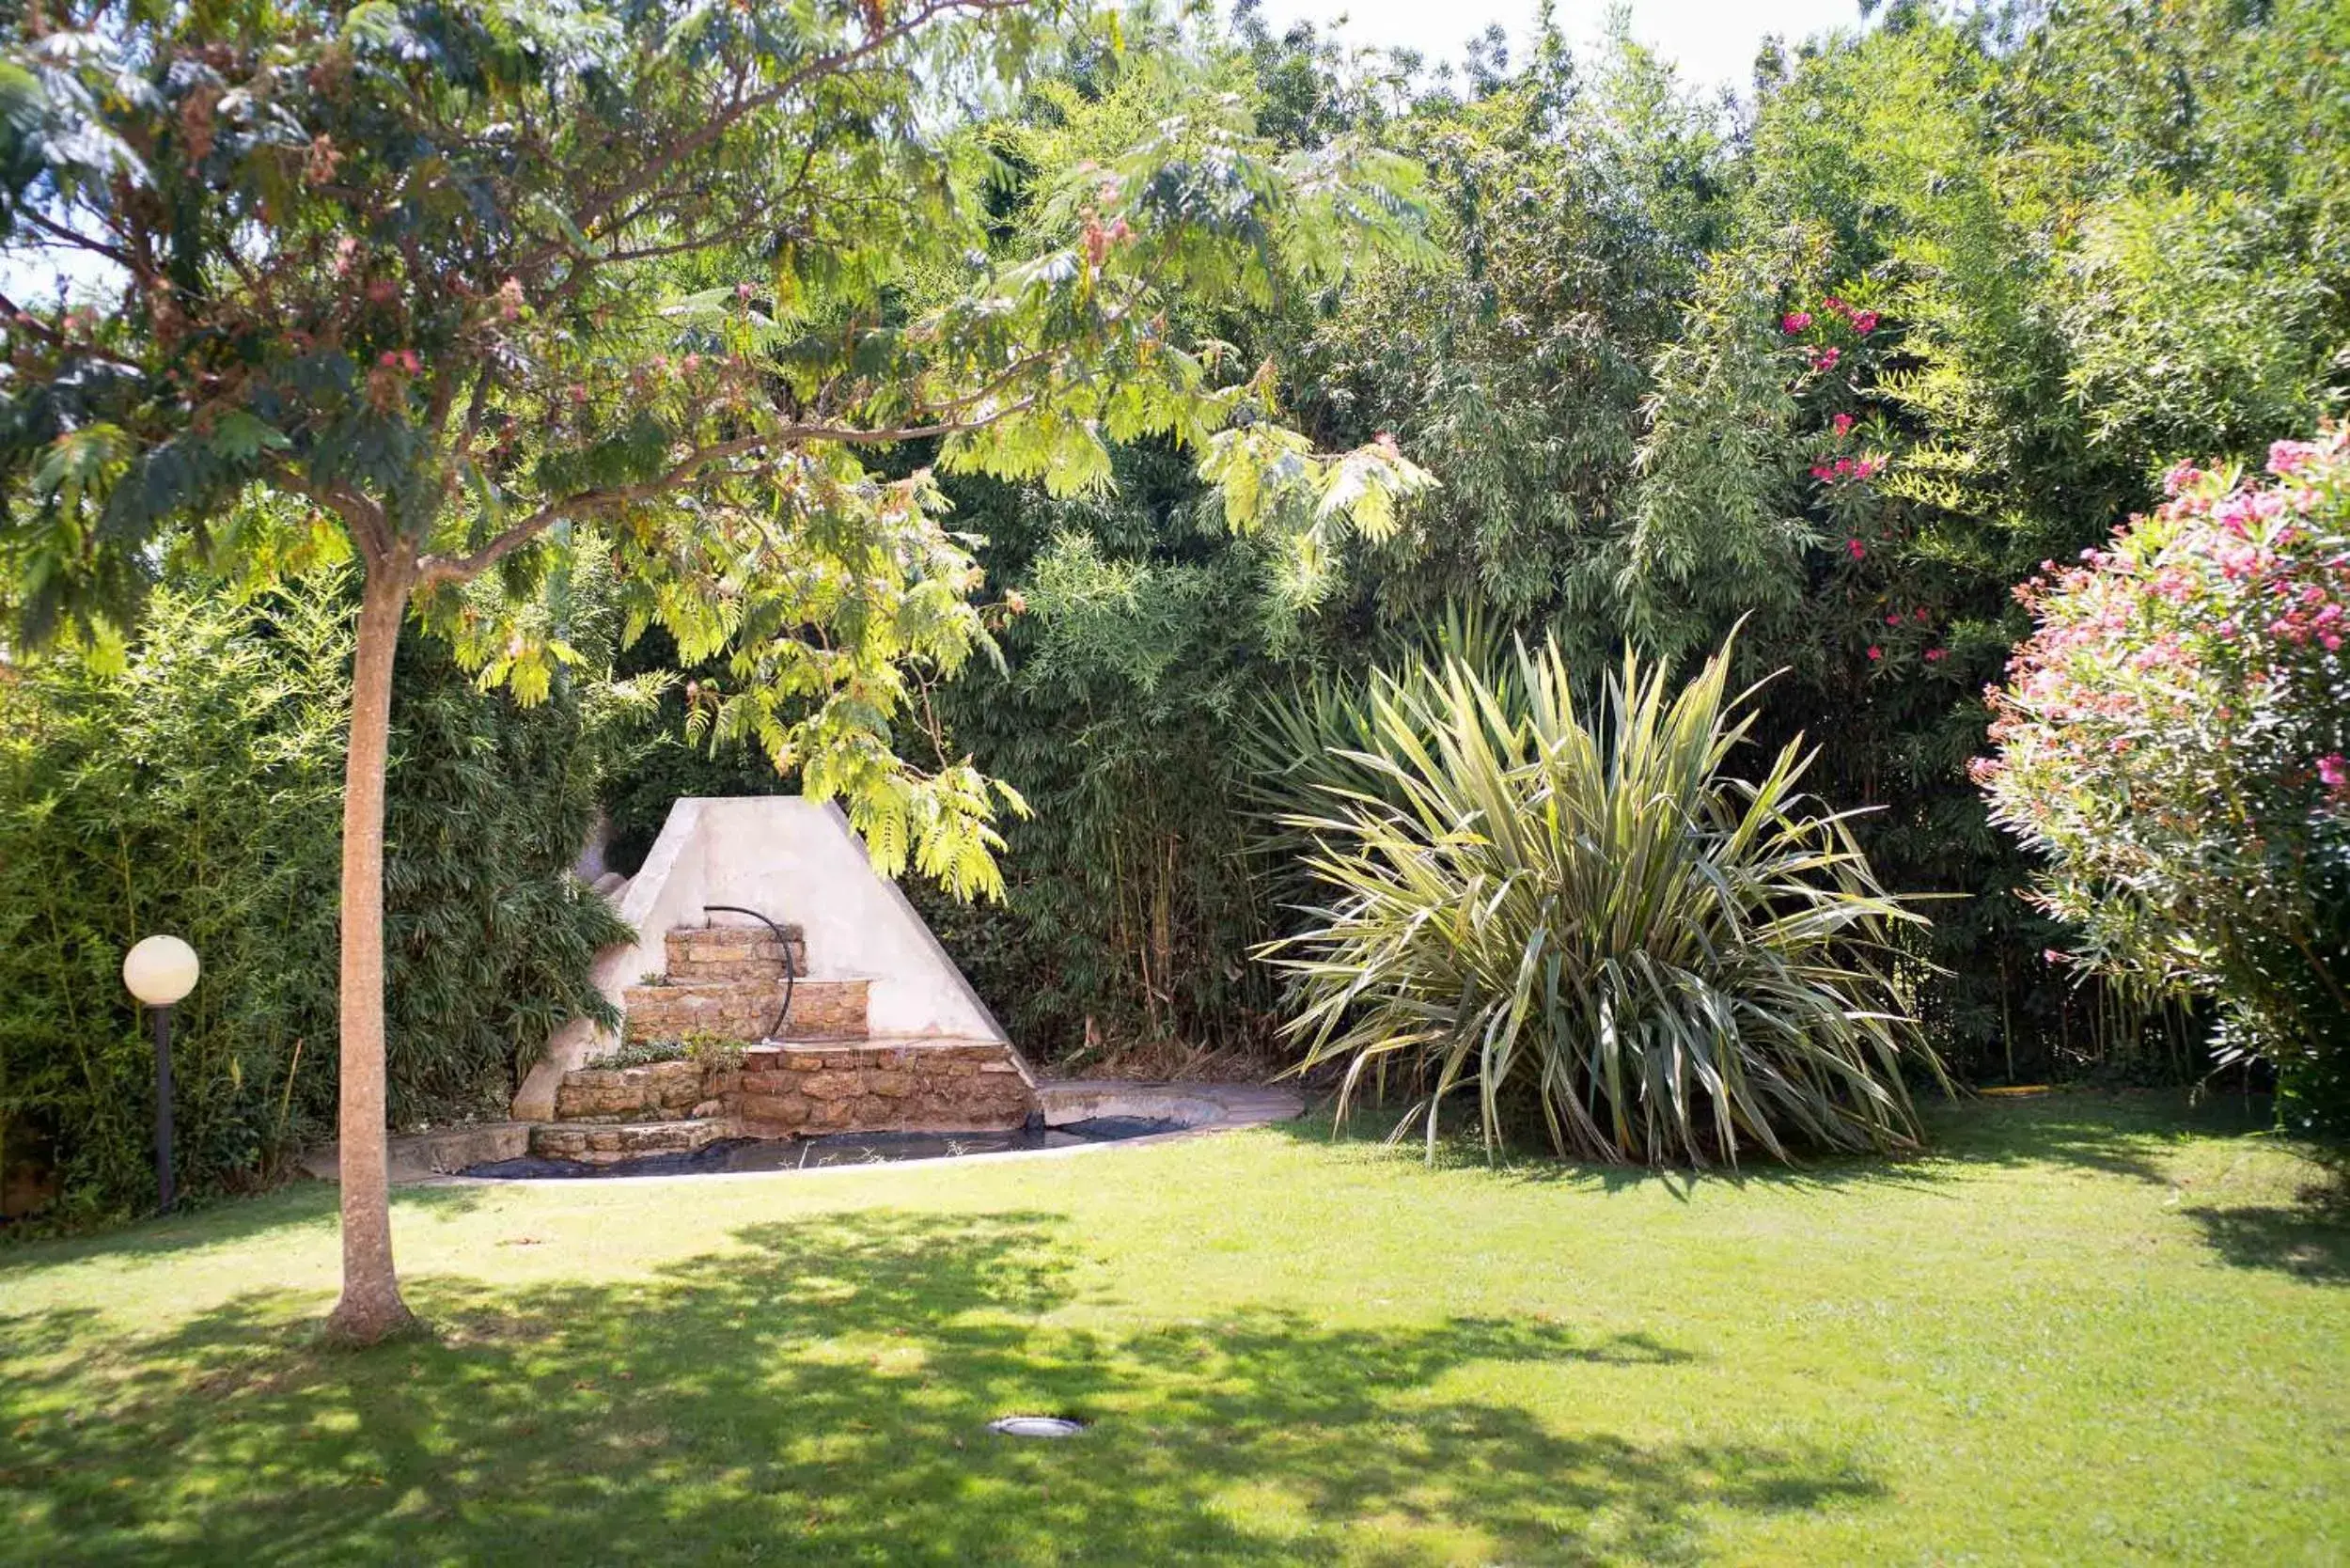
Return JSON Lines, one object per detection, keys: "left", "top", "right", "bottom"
{"left": 584, "top": 1040, "right": 691, "bottom": 1071}
{"left": 638, "top": 971, "right": 671, "bottom": 988}
{"left": 682, "top": 1031, "right": 748, "bottom": 1071}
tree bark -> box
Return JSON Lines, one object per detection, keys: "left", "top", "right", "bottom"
{"left": 322, "top": 558, "right": 420, "bottom": 1345}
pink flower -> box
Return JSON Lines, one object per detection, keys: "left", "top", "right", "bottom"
{"left": 1830, "top": 413, "right": 1855, "bottom": 437}
{"left": 1823, "top": 296, "right": 1846, "bottom": 315}
{"left": 1913, "top": 607, "right": 1931, "bottom": 622}
{"left": 1834, "top": 457, "right": 1856, "bottom": 477}
{"left": 1810, "top": 463, "right": 1834, "bottom": 481}
{"left": 1808, "top": 346, "right": 1841, "bottom": 371}
{"left": 1847, "top": 538, "right": 1867, "bottom": 560}
{"left": 1856, "top": 457, "right": 1881, "bottom": 479}
{"left": 1925, "top": 648, "right": 1948, "bottom": 663}
{"left": 2320, "top": 755, "right": 2349, "bottom": 790}
{"left": 1887, "top": 613, "right": 1903, "bottom": 626}
{"left": 2269, "top": 440, "right": 2317, "bottom": 477}
{"left": 1852, "top": 310, "right": 1879, "bottom": 334}
{"left": 1782, "top": 311, "right": 1812, "bottom": 334}
{"left": 1867, "top": 645, "right": 1883, "bottom": 661}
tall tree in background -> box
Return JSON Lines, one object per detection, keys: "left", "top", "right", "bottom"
{"left": 0, "top": 0, "right": 1430, "bottom": 1341}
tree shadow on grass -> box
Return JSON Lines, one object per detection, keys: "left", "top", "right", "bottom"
{"left": 2186, "top": 1203, "right": 2350, "bottom": 1284}
{"left": 1271, "top": 1101, "right": 1954, "bottom": 1201}
{"left": 0, "top": 1208, "right": 1881, "bottom": 1567}
{"left": 0, "top": 1181, "right": 493, "bottom": 1272}
{"left": 1915, "top": 1089, "right": 2285, "bottom": 1185}
{"left": 1277, "top": 1087, "right": 2302, "bottom": 1195}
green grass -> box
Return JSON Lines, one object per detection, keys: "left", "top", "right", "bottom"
{"left": 2, "top": 1093, "right": 2344, "bottom": 1566}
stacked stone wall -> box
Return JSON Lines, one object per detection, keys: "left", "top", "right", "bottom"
{"left": 737, "top": 1043, "right": 1032, "bottom": 1134}
{"left": 620, "top": 978, "right": 867, "bottom": 1043}
{"left": 665, "top": 926, "right": 807, "bottom": 981}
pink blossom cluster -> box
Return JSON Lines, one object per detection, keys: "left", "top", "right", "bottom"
{"left": 1784, "top": 297, "right": 1882, "bottom": 337}
{"left": 1810, "top": 454, "right": 1883, "bottom": 484}
{"left": 1818, "top": 295, "right": 1880, "bottom": 334}
{"left": 1979, "top": 424, "right": 2350, "bottom": 823}
{"left": 1874, "top": 605, "right": 1950, "bottom": 664}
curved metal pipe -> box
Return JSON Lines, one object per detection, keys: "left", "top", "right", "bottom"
{"left": 701, "top": 903, "right": 797, "bottom": 1042}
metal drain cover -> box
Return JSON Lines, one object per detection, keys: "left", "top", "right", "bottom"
{"left": 989, "top": 1415, "right": 1087, "bottom": 1438}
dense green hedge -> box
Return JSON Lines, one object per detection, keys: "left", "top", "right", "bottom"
{"left": 0, "top": 572, "right": 624, "bottom": 1226}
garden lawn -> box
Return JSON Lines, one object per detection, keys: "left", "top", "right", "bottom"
{"left": 1, "top": 1093, "right": 2344, "bottom": 1566}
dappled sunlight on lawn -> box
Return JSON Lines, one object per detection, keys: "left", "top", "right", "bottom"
{"left": 2, "top": 1097, "right": 2343, "bottom": 1565}
{"left": 4, "top": 1209, "right": 1876, "bottom": 1566}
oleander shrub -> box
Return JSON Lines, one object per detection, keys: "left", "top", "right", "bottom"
{"left": 1979, "top": 428, "right": 2350, "bottom": 1139}
{"left": 1263, "top": 632, "right": 1946, "bottom": 1168}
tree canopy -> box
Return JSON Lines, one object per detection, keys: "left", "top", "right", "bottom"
{"left": 0, "top": 0, "right": 1434, "bottom": 886}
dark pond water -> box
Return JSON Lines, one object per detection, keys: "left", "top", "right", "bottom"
{"left": 462, "top": 1116, "right": 1184, "bottom": 1180}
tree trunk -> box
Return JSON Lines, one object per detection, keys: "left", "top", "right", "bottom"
{"left": 322, "top": 559, "right": 420, "bottom": 1345}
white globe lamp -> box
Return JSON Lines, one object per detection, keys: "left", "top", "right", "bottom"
{"left": 122, "top": 934, "right": 199, "bottom": 1212}
{"left": 123, "top": 934, "right": 200, "bottom": 1007}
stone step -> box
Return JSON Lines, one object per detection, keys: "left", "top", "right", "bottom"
{"left": 622, "top": 977, "right": 868, "bottom": 1044}
{"left": 664, "top": 924, "right": 806, "bottom": 983}
{"left": 528, "top": 1117, "right": 734, "bottom": 1164}
{"left": 553, "top": 1056, "right": 732, "bottom": 1123}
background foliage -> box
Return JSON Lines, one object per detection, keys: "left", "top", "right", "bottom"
{"left": 889, "top": 0, "right": 2350, "bottom": 1095}
{"left": 0, "top": 569, "right": 624, "bottom": 1223}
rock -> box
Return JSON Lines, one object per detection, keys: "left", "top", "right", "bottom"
{"left": 801, "top": 1072, "right": 858, "bottom": 1102}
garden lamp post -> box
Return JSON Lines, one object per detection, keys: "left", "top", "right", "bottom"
{"left": 122, "top": 935, "right": 199, "bottom": 1214}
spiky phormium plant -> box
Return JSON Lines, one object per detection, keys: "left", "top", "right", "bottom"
{"left": 1262, "top": 634, "right": 1946, "bottom": 1167}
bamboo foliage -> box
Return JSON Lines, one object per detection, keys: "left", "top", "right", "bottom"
{"left": 1262, "top": 633, "right": 1948, "bottom": 1167}
{"left": 0, "top": 571, "right": 625, "bottom": 1221}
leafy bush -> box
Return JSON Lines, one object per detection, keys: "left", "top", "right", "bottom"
{"left": 1979, "top": 429, "right": 2350, "bottom": 1137}
{"left": 584, "top": 1041, "right": 688, "bottom": 1072}
{"left": 0, "top": 572, "right": 625, "bottom": 1224}
{"left": 1264, "top": 633, "right": 1946, "bottom": 1168}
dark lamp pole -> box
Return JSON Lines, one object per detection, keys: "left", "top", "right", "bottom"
{"left": 122, "top": 935, "right": 199, "bottom": 1214}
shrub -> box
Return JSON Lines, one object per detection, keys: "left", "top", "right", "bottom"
{"left": 1978, "top": 428, "right": 2350, "bottom": 1138}
{"left": 0, "top": 572, "right": 625, "bottom": 1224}
{"left": 1264, "top": 633, "right": 1945, "bottom": 1168}
{"left": 585, "top": 1040, "right": 686, "bottom": 1072}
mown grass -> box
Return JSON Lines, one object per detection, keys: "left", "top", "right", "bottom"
{"left": 2, "top": 1092, "right": 2344, "bottom": 1565}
